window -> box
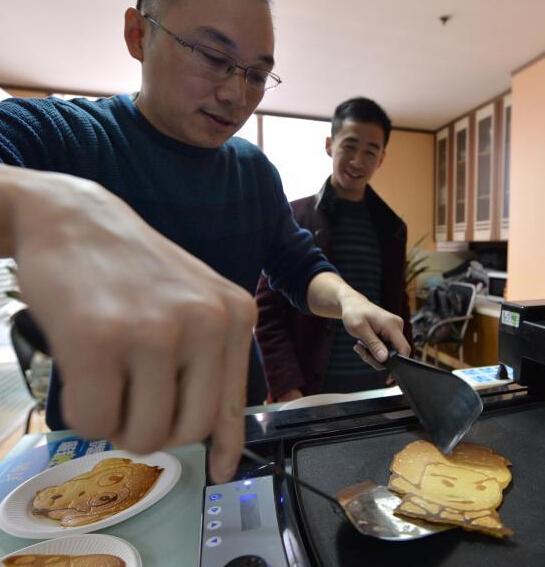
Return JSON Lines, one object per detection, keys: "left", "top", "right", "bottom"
{"left": 234, "top": 114, "right": 258, "bottom": 146}
{"left": 261, "top": 116, "right": 332, "bottom": 202}
{"left": 52, "top": 93, "right": 99, "bottom": 101}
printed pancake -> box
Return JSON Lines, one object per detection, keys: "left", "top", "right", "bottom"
{"left": 388, "top": 440, "right": 513, "bottom": 537}
{"left": 2, "top": 554, "right": 125, "bottom": 566}
{"left": 31, "top": 458, "right": 163, "bottom": 527}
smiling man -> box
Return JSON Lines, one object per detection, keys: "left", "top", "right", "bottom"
{"left": 256, "top": 97, "right": 413, "bottom": 402}
{"left": 0, "top": 3, "right": 409, "bottom": 482}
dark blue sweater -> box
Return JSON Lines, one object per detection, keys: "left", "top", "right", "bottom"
{"left": 0, "top": 94, "right": 335, "bottom": 424}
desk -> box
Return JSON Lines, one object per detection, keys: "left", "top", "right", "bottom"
{"left": 0, "top": 431, "right": 206, "bottom": 566}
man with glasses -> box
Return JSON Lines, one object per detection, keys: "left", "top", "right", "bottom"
{"left": 0, "top": 0, "right": 409, "bottom": 482}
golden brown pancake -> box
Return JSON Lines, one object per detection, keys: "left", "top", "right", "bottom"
{"left": 32, "top": 457, "right": 163, "bottom": 527}
{"left": 2, "top": 554, "right": 125, "bottom": 566}
{"left": 388, "top": 440, "right": 513, "bottom": 537}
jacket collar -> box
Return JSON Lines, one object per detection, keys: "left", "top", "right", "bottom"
{"left": 315, "top": 175, "right": 405, "bottom": 236}
{"left": 315, "top": 175, "right": 371, "bottom": 215}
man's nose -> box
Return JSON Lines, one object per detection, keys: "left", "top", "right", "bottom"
{"left": 216, "top": 68, "right": 248, "bottom": 107}
{"left": 351, "top": 151, "right": 368, "bottom": 168}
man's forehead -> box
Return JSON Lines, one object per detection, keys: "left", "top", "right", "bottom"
{"left": 336, "top": 121, "right": 385, "bottom": 146}
{"left": 165, "top": 0, "right": 274, "bottom": 62}
{"left": 193, "top": 25, "right": 275, "bottom": 67}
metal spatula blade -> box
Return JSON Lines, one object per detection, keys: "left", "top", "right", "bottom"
{"left": 336, "top": 480, "right": 453, "bottom": 541}
{"left": 242, "top": 448, "right": 451, "bottom": 541}
{"left": 388, "top": 353, "right": 483, "bottom": 453}
{"left": 356, "top": 343, "right": 483, "bottom": 454}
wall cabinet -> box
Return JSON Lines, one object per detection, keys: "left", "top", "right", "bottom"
{"left": 499, "top": 94, "right": 512, "bottom": 240}
{"left": 453, "top": 117, "right": 470, "bottom": 241}
{"left": 473, "top": 103, "right": 495, "bottom": 240}
{"left": 435, "top": 128, "right": 449, "bottom": 242}
{"left": 434, "top": 93, "right": 511, "bottom": 244}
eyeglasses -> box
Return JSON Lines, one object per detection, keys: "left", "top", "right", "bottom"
{"left": 143, "top": 15, "right": 282, "bottom": 92}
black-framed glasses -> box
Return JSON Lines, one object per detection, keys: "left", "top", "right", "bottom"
{"left": 143, "top": 15, "right": 282, "bottom": 92}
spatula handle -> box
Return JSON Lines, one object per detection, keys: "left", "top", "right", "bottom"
{"left": 242, "top": 448, "right": 341, "bottom": 508}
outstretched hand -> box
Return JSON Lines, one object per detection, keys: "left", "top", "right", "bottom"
{"left": 307, "top": 272, "right": 410, "bottom": 365}
{"left": 2, "top": 165, "right": 255, "bottom": 483}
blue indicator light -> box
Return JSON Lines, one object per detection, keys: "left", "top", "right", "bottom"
{"left": 280, "top": 496, "right": 284, "bottom": 504}
{"left": 239, "top": 493, "right": 258, "bottom": 503}
{"left": 209, "top": 493, "right": 223, "bottom": 501}
{"left": 243, "top": 480, "right": 252, "bottom": 487}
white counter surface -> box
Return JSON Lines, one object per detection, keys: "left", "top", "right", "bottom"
{"left": 475, "top": 296, "right": 502, "bottom": 318}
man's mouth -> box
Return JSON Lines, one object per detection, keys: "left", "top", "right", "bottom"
{"left": 344, "top": 169, "right": 365, "bottom": 180}
{"left": 202, "top": 110, "right": 236, "bottom": 128}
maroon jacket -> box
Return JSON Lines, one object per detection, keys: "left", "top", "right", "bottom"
{"left": 255, "top": 179, "right": 413, "bottom": 401}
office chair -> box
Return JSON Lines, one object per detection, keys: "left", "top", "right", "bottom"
{"left": 411, "top": 282, "right": 477, "bottom": 366}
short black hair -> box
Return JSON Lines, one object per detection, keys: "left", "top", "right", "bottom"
{"left": 136, "top": 0, "right": 164, "bottom": 14}
{"left": 331, "top": 97, "right": 392, "bottom": 147}
{"left": 136, "top": 0, "right": 271, "bottom": 14}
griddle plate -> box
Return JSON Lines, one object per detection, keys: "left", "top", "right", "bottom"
{"left": 293, "top": 405, "right": 545, "bottom": 567}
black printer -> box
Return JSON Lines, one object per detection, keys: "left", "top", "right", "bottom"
{"left": 499, "top": 299, "right": 545, "bottom": 396}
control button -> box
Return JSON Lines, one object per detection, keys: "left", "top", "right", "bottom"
{"left": 209, "top": 492, "right": 223, "bottom": 501}
{"left": 207, "top": 506, "right": 222, "bottom": 515}
{"left": 224, "top": 556, "right": 267, "bottom": 567}
{"left": 207, "top": 520, "right": 222, "bottom": 530}
{"left": 205, "top": 536, "right": 222, "bottom": 548}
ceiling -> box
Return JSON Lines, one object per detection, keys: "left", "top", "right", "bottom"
{"left": 2, "top": 0, "right": 545, "bottom": 131}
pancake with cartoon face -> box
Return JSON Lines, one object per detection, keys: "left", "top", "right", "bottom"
{"left": 3, "top": 554, "right": 125, "bottom": 566}
{"left": 31, "top": 458, "right": 163, "bottom": 527}
{"left": 388, "top": 440, "right": 513, "bottom": 537}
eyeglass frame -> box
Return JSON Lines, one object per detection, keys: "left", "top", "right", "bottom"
{"left": 142, "top": 14, "right": 282, "bottom": 92}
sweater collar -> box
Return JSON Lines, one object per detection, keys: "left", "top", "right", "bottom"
{"left": 315, "top": 176, "right": 370, "bottom": 215}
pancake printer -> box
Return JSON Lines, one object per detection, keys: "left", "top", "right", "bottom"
{"left": 499, "top": 299, "right": 545, "bottom": 395}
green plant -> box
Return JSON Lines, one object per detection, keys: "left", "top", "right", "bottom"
{"left": 405, "top": 233, "right": 430, "bottom": 288}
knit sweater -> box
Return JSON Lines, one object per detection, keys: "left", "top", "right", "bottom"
{"left": 0, "top": 94, "right": 335, "bottom": 424}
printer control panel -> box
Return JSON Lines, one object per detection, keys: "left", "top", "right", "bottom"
{"left": 200, "top": 475, "right": 288, "bottom": 567}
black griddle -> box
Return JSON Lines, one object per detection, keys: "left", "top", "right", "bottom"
{"left": 292, "top": 403, "right": 545, "bottom": 567}
{"left": 236, "top": 300, "right": 545, "bottom": 567}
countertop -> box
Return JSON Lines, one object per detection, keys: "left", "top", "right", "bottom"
{"left": 474, "top": 296, "right": 503, "bottom": 318}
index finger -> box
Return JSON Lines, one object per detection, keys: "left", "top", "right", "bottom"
{"left": 380, "top": 324, "right": 411, "bottom": 357}
{"left": 207, "top": 301, "right": 255, "bottom": 484}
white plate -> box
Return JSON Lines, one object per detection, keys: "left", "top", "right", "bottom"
{"left": 0, "top": 450, "right": 181, "bottom": 539}
{"left": 279, "top": 387, "right": 402, "bottom": 411}
{"left": 0, "top": 534, "right": 142, "bottom": 566}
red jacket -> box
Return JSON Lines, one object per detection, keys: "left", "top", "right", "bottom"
{"left": 255, "top": 179, "right": 413, "bottom": 401}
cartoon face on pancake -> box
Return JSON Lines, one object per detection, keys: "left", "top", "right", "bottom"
{"left": 388, "top": 440, "right": 513, "bottom": 537}
{"left": 2, "top": 554, "right": 125, "bottom": 566}
{"left": 31, "top": 458, "right": 163, "bottom": 527}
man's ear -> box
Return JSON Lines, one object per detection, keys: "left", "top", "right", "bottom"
{"left": 325, "top": 136, "right": 333, "bottom": 157}
{"left": 124, "top": 8, "right": 146, "bottom": 62}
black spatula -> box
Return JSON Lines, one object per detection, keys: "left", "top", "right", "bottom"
{"left": 355, "top": 342, "right": 483, "bottom": 454}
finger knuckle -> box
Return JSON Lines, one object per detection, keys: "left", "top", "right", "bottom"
{"left": 194, "top": 301, "right": 230, "bottom": 338}
{"left": 224, "top": 288, "right": 257, "bottom": 328}
{"left": 79, "top": 311, "right": 131, "bottom": 348}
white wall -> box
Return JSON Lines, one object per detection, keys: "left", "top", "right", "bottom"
{"left": 508, "top": 56, "right": 545, "bottom": 300}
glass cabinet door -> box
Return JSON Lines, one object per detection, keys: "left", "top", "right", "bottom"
{"left": 473, "top": 104, "right": 495, "bottom": 240}
{"left": 453, "top": 118, "right": 469, "bottom": 240}
{"left": 435, "top": 128, "right": 449, "bottom": 241}
{"left": 500, "top": 94, "right": 512, "bottom": 240}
